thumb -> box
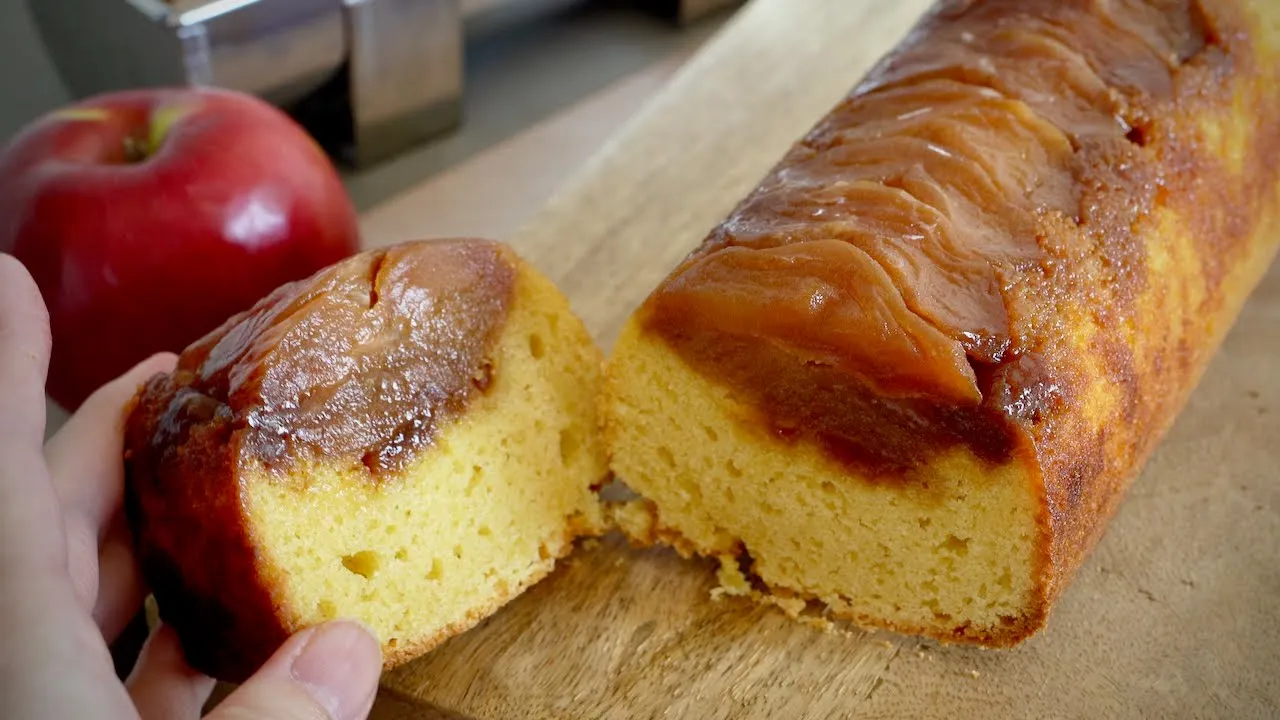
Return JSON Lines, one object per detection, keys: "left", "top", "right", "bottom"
{"left": 206, "top": 620, "right": 383, "bottom": 720}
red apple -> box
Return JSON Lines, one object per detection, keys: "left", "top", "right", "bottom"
{"left": 0, "top": 87, "right": 360, "bottom": 410}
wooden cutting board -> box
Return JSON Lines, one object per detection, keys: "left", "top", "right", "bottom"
{"left": 363, "top": 0, "right": 1280, "bottom": 717}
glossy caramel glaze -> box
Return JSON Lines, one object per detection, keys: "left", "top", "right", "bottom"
{"left": 643, "top": 0, "right": 1270, "bottom": 480}
{"left": 143, "top": 238, "right": 516, "bottom": 480}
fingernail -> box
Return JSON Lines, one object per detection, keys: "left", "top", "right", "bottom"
{"left": 289, "top": 621, "right": 383, "bottom": 720}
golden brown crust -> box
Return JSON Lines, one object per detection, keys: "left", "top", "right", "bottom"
{"left": 635, "top": 0, "right": 1280, "bottom": 641}
{"left": 125, "top": 370, "right": 290, "bottom": 683}
{"left": 123, "top": 238, "right": 520, "bottom": 682}
{"left": 1024, "top": 0, "right": 1280, "bottom": 611}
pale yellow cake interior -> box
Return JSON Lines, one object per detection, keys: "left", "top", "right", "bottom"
{"left": 605, "top": 319, "right": 1045, "bottom": 637}
{"left": 244, "top": 264, "right": 606, "bottom": 661}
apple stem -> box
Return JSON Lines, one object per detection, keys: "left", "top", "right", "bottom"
{"left": 122, "top": 135, "right": 149, "bottom": 163}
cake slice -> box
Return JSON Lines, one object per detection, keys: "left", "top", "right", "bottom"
{"left": 124, "top": 238, "right": 607, "bottom": 681}
{"left": 604, "top": 0, "right": 1280, "bottom": 645}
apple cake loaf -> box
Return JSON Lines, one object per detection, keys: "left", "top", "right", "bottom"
{"left": 604, "top": 0, "right": 1280, "bottom": 645}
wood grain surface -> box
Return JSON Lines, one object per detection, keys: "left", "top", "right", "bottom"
{"left": 364, "top": 0, "right": 1280, "bottom": 717}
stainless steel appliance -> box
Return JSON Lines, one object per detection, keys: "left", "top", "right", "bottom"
{"left": 30, "top": 0, "right": 462, "bottom": 167}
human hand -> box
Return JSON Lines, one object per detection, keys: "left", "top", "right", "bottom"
{"left": 0, "top": 254, "right": 384, "bottom": 719}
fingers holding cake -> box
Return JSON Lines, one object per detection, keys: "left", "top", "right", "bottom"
{"left": 43, "top": 351, "right": 176, "bottom": 636}
{"left": 0, "top": 254, "right": 51, "bottom": 479}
